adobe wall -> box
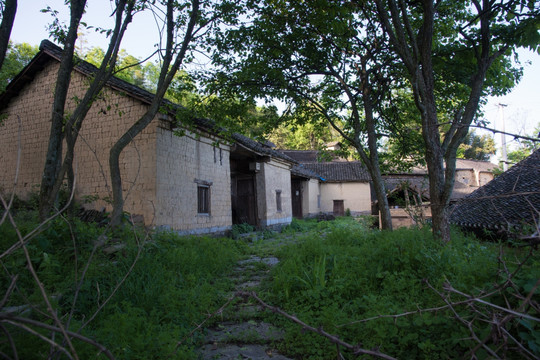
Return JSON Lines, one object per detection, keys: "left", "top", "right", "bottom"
{"left": 256, "top": 159, "right": 292, "bottom": 227}
{"left": 478, "top": 171, "right": 494, "bottom": 187}
{"left": 155, "top": 128, "right": 232, "bottom": 234}
{"left": 0, "top": 61, "right": 158, "bottom": 223}
{"left": 319, "top": 182, "right": 371, "bottom": 215}
{"left": 301, "top": 178, "right": 320, "bottom": 218}
{"left": 455, "top": 169, "right": 476, "bottom": 186}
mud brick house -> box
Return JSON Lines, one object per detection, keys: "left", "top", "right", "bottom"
{"left": 282, "top": 148, "right": 498, "bottom": 228}
{"left": 450, "top": 149, "right": 540, "bottom": 238}
{"left": 282, "top": 150, "right": 373, "bottom": 217}
{"left": 0, "top": 40, "right": 294, "bottom": 234}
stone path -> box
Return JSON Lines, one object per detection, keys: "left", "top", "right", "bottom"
{"left": 199, "top": 255, "right": 293, "bottom": 359}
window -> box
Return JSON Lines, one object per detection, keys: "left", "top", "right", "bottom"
{"left": 195, "top": 179, "right": 212, "bottom": 214}
{"left": 276, "top": 190, "right": 282, "bottom": 212}
{"left": 197, "top": 185, "right": 210, "bottom": 214}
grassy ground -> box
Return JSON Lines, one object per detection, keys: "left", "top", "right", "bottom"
{"left": 1, "top": 212, "right": 538, "bottom": 359}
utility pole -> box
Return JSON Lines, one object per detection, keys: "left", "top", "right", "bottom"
{"left": 498, "top": 103, "right": 508, "bottom": 171}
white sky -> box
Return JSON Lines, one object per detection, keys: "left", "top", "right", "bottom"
{"left": 10, "top": 0, "right": 540, "bottom": 157}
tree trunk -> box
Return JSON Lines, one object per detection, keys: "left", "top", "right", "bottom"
{"left": 48, "top": 0, "right": 134, "bottom": 204}
{"left": 38, "top": 0, "right": 86, "bottom": 220}
{"left": 372, "top": 170, "right": 392, "bottom": 230}
{"left": 361, "top": 58, "right": 393, "bottom": 231}
{"left": 0, "top": 0, "right": 17, "bottom": 69}
{"left": 109, "top": 0, "right": 200, "bottom": 227}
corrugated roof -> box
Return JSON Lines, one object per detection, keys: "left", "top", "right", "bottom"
{"left": 301, "top": 162, "right": 371, "bottom": 182}
{"left": 0, "top": 40, "right": 294, "bottom": 164}
{"left": 450, "top": 149, "right": 540, "bottom": 231}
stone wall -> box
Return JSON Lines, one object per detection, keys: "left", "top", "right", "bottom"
{"left": 155, "top": 128, "right": 233, "bottom": 234}
{"left": 319, "top": 182, "right": 371, "bottom": 215}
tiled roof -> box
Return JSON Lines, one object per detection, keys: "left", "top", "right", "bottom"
{"left": 450, "top": 149, "right": 540, "bottom": 231}
{"left": 231, "top": 132, "right": 296, "bottom": 163}
{"left": 281, "top": 150, "right": 320, "bottom": 163}
{"left": 301, "top": 161, "right": 371, "bottom": 182}
{"left": 0, "top": 40, "right": 294, "bottom": 164}
{"left": 383, "top": 174, "right": 478, "bottom": 201}
{"left": 279, "top": 149, "right": 344, "bottom": 163}
{"left": 291, "top": 164, "right": 321, "bottom": 179}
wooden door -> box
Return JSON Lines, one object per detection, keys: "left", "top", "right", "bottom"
{"left": 234, "top": 177, "right": 257, "bottom": 226}
{"left": 333, "top": 200, "right": 344, "bottom": 216}
{"left": 291, "top": 179, "right": 303, "bottom": 219}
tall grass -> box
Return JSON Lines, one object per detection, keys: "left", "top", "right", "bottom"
{"left": 0, "top": 212, "right": 244, "bottom": 359}
{"left": 266, "top": 220, "right": 538, "bottom": 359}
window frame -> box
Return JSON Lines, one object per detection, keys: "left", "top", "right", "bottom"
{"left": 195, "top": 179, "right": 213, "bottom": 215}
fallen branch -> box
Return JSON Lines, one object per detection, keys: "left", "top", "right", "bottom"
{"left": 237, "top": 290, "right": 397, "bottom": 360}
{"left": 0, "top": 315, "right": 115, "bottom": 359}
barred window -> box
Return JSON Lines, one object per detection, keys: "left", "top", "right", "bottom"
{"left": 276, "top": 190, "right": 282, "bottom": 212}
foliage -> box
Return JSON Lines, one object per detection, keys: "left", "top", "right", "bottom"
{"left": 264, "top": 224, "right": 539, "bottom": 359}
{"left": 457, "top": 130, "right": 496, "bottom": 161}
{"left": 83, "top": 47, "right": 198, "bottom": 107}
{"left": 230, "top": 222, "right": 255, "bottom": 239}
{"left": 267, "top": 115, "right": 342, "bottom": 150}
{"left": 0, "top": 41, "right": 38, "bottom": 92}
{"left": 0, "top": 210, "right": 242, "bottom": 359}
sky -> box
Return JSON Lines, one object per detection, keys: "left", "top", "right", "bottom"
{"left": 9, "top": 0, "right": 540, "bottom": 159}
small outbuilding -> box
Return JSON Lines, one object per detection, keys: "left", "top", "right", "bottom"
{"left": 450, "top": 149, "right": 540, "bottom": 239}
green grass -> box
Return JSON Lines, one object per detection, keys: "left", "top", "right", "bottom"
{"left": 261, "top": 221, "right": 539, "bottom": 359}
{"left": 0, "top": 214, "right": 244, "bottom": 359}
{"left": 1, "top": 213, "right": 537, "bottom": 359}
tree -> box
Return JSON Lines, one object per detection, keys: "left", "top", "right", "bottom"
{"left": 0, "top": 42, "right": 38, "bottom": 91}
{"left": 372, "top": 0, "right": 539, "bottom": 241}
{"left": 109, "top": 0, "right": 243, "bottom": 226}
{"left": 209, "top": 0, "right": 420, "bottom": 230}
{"left": 457, "top": 130, "right": 496, "bottom": 161}
{"left": 0, "top": 0, "right": 17, "bottom": 70}
{"left": 38, "top": 0, "right": 137, "bottom": 220}
{"left": 268, "top": 120, "right": 341, "bottom": 150}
